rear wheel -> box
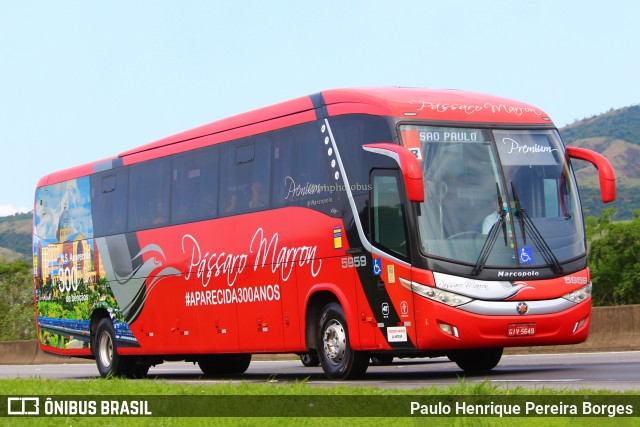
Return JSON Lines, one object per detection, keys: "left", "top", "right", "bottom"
{"left": 300, "top": 351, "right": 320, "bottom": 367}
{"left": 317, "top": 302, "right": 369, "bottom": 380}
{"left": 198, "top": 354, "right": 252, "bottom": 376}
{"left": 94, "top": 317, "right": 148, "bottom": 378}
{"left": 127, "top": 363, "right": 150, "bottom": 379}
{"left": 449, "top": 348, "right": 503, "bottom": 374}
{"left": 370, "top": 355, "right": 394, "bottom": 366}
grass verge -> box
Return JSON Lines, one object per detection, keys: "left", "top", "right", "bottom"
{"left": 1, "top": 377, "right": 638, "bottom": 426}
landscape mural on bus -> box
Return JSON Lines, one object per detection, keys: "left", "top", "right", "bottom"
{"left": 32, "top": 177, "right": 134, "bottom": 350}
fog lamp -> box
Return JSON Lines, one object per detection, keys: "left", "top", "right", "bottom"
{"left": 438, "top": 322, "right": 460, "bottom": 338}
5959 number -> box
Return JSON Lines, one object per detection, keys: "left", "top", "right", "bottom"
{"left": 341, "top": 256, "right": 367, "bottom": 269}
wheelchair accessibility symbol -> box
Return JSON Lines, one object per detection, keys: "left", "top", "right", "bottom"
{"left": 372, "top": 258, "right": 382, "bottom": 276}
{"left": 519, "top": 247, "right": 533, "bottom": 264}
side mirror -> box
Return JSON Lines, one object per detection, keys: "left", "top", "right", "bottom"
{"left": 363, "top": 143, "right": 424, "bottom": 202}
{"left": 566, "top": 146, "right": 616, "bottom": 203}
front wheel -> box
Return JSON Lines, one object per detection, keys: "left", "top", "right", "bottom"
{"left": 449, "top": 348, "right": 503, "bottom": 374}
{"left": 317, "top": 302, "right": 369, "bottom": 380}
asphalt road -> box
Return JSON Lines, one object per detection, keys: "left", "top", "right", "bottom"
{"left": 2, "top": 351, "right": 639, "bottom": 392}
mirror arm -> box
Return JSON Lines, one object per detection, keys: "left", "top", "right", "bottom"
{"left": 566, "top": 146, "right": 616, "bottom": 203}
{"left": 363, "top": 143, "right": 425, "bottom": 202}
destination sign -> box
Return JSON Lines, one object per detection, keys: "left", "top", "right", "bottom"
{"left": 418, "top": 128, "right": 486, "bottom": 143}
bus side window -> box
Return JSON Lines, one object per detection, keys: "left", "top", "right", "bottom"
{"left": 219, "top": 139, "right": 270, "bottom": 215}
{"left": 271, "top": 129, "right": 296, "bottom": 206}
{"left": 371, "top": 170, "right": 408, "bottom": 259}
{"left": 328, "top": 114, "right": 394, "bottom": 196}
{"left": 271, "top": 122, "right": 335, "bottom": 210}
{"left": 91, "top": 168, "right": 128, "bottom": 237}
{"left": 128, "top": 158, "right": 171, "bottom": 230}
{"left": 171, "top": 145, "right": 219, "bottom": 224}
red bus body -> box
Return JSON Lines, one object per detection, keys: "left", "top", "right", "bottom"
{"left": 33, "top": 88, "right": 615, "bottom": 379}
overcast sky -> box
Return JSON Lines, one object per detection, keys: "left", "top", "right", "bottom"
{"left": 2, "top": 0, "right": 638, "bottom": 215}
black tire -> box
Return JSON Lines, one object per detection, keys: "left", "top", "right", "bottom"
{"left": 198, "top": 354, "right": 252, "bottom": 376}
{"left": 317, "top": 302, "right": 369, "bottom": 380}
{"left": 94, "top": 317, "right": 136, "bottom": 378}
{"left": 370, "top": 355, "right": 394, "bottom": 366}
{"left": 300, "top": 352, "right": 320, "bottom": 367}
{"left": 127, "top": 363, "right": 151, "bottom": 379}
{"left": 449, "top": 348, "right": 503, "bottom": 374}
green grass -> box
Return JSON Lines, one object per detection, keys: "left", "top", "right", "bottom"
{"left": 1, "top": 378, "right": 638, "bottom": 426}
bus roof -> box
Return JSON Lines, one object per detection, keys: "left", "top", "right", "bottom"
{"left": 120, "top": 87, "right": 552, "bottom": 158}
{"left": 36, "top": 87, "right": 553, "bottom": 189}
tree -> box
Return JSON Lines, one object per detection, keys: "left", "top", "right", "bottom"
{"left": 588, "top": 209, "right": 640, "bottom": 306}
{"left": 0, "top": 260, "right": 36, "bottom": 340}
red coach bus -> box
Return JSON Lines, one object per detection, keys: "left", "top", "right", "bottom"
{"left": 33, "top": 87, "right": 615, "bottom": 379}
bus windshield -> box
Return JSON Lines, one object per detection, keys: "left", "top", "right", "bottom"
{"left": 399, "top": 125, "right": 584, "bottom": 272}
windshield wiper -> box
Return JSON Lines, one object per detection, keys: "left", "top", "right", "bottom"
{"left": 472, "top": 184, "right": 507, "bottom": 276}
{"left": 510, "top": 182, "right": 526, "bottom": 245}
{"left": 511, "top": 182, "right": 563, "bottom": 274}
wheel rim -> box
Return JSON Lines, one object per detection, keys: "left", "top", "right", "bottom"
{"left": 322, "top": 319, "right": 346, "bottom": 365}
{"left": 98, "top": 331, "right": 113, "bottom": 369}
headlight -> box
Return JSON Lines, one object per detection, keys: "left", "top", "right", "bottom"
{"left": 411, "top": 281, "right": 473, "bottom": 307}
{"left": 562, "top": 282, "right": 592, "bottom": 303}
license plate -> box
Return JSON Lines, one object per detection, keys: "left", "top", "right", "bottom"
{"left": 507, "top": 323, "right": 536, "bottom": 337}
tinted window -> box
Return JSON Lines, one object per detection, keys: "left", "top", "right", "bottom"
{"left": 371, "top": 170, "right": 408, "bottom": 259}
{"left": 91, "top": 167, "right": 128, "bottom": 237}
{"left": 172, "top": 145, "right": 219, "bottom": 224}
{"left": 328, "top": 115, "right": 394, "bottom": 196}
{"left": 219, "top": 137, "right": 271, "bottom": 215}
{"left": 271, "top": 122, "right": 335, "bottom": 210}
{"left": 128, "top": 157, "right": 171, "bottom": 230}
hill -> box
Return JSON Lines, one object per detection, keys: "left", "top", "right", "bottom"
{"left": 561, "top": 105, "right": 640, "bottom": 145}
{"left": 0, "top": 213, "right": 32, "bottom": 261}
{"left": 560, "top": 104, "right": 640, "bottom": 219}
